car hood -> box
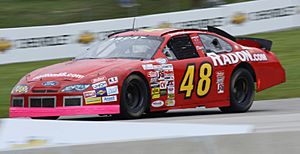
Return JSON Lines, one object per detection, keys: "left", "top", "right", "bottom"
{"left": 26, "top": 59, "right": 139, "bottom": 82}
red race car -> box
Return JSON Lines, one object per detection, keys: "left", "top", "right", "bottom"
{"left": 10, "top": 27, "right": 285, "bottom": 119}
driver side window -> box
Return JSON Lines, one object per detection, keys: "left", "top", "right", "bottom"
{"left": 199, "top": 34, "right": 232, "bottom": 54}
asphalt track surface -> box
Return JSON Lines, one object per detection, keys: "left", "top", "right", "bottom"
{"left": 61, "top": 98, "right": 300, "bottom": 133}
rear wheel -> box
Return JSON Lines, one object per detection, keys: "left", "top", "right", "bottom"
{"left": 219, "top": 68, "right": 255, "bottom": 113}
{"left": 120, "top": 74, "right": 149, "bottom": 118}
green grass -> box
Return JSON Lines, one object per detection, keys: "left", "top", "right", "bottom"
{"left": 0, "top": 0, "right": 251, "bottom": 28}
{"left": 1, "top": 28, "right": 300, "bottom": 118}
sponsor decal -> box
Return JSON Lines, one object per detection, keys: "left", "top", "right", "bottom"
{"left": 151, "top": 83, "right": 159, "bottom": 88}
{"left": 106, "top": 85, "right": 119, "bottom": 95}
{"left": 217, "top": 71, "right": 225, "bottom": 94}
{"left": 14, "top": 85, "right": 29, "bottom": 93}
{"left": 167, "top": 81, "right": 174, "bottom": 87}
{"left": 108, "top": 76, "right": 118, "bottom": 85}
{"left": 42, "top": 81, "right": 58, "bottom": 87}
{"left": 102, "top": 95, "right": 117, "bottom": 103}
{"left": 91, "top": 76, "right": 106, "bottom": 84}
{"left": 148, "top": 71, "right": 158, "bottom": 78}
{"left": 0, "top": 38, "right": 12, "bottom": 52}
{"left": 95, "top": 88, "right": 107, "bottom": 96}
{"left": 152, "top": 88, "right": 160, "bottom": 95}
{"left": 85, "top": 97, "right": 102, "bottom": 104}
{"left": 166, "top": 99, "right": 175, "bottom": 107}
{"left": 78, "top": 32, "right": 95, "bottom": 44}
{"left": 151, "top": 100, "right": 164, "bottom": 107}
{"left": 152, "top": 94, "right": 160, "bottom": 99}
{"left": 231, "top": 12, "right": 247, "bottom": 24}
{"left": 92, "top": 81, "right": 107, "bottom": 89}
{"left": 158, "top": 71, "right": 165, "bottom": 80}
{"left": 168, "top": 94, "right": 175, "bottom": 99}
{"left": 155, "top": 58, "right": 167, "bottom": 64}
{"left": 160, "top": 89, "right": 167, "bottom": 96}
{"left": 153, "top": 65, "right": 162, "bottom": 70}
{"left": 32, "top": 72, "right": 84, "bottom": 80}
{"left": 167, "top": 86, "right": 175, "bottom": 94}
{"left": 83, "top": 90, "right": 96, "bottom": 98}
{"left": 160, "top": 81, "right": 167, "bottom": 89}
{"left": 142, "top": 64, "right": 154, "bottom": 70}
{"left": 162, "top": 64, "right": 174, "bottom": 71}
{"left": 164, "top": 76, "right": 174, "bottom": 81}
{"left": 207, "top": 50, "right": 268, "bottom": 66}
{"left": 150, "top": 78, "right": 158, "bottom": 83}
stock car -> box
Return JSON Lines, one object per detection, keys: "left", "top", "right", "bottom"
{"left": 10, "top": 26, "right": 285, "bottom": 119}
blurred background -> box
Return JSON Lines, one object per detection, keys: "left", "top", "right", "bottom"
{"left": 0, "top": 0, "right": 299, "bottom": 118}
{"left": 0, "top": 0, "right": 249, "bottom": 28}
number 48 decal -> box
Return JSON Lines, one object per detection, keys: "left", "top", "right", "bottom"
{"left": 179, "top": 62, "right": 212, "bottom": 98}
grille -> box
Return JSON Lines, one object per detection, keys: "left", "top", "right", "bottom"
{"left": 29, "top": 97, "right": 56, "bottom": 108}
{"left": 12, "top": 97, "right": 24, "bottom": 107}
{"left": 64, "top": 96, "right": 82, "bottom": 106}
{"left": 32, "top": 90, "right": 58, "bottom": 93}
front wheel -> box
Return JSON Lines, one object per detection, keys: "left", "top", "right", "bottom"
{"left": 219, "top": 68, "right": 255, "bottom": 113}
{"left": 120, "top": 74, "right": 149, "bottom": 118}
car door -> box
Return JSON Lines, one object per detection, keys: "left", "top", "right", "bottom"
{"left": 162, "top": 34, "right": 219, "bottom": 107}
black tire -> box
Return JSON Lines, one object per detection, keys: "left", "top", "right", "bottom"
{"left": 31, "top": 116, "right": 59, "bottom": 120}
{"left": 219, "top": 68, "right": 255, "bottom": 113}
{"left": 120, "top": 74, "right": 150, "bottom": 118}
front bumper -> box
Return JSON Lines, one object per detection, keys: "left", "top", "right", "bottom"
{"left": 9, "top": 105, "right": 120, "bottom": 118}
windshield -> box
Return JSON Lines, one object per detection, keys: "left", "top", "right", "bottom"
{"left": 76, "top": 36, "right": 163, "bottom": 60}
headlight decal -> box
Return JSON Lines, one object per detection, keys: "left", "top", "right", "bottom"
{"left": 13, "top": 85, "right": 30, "bottom": 93}
{"left": 61, "top": 84, "right": 90, "bottom": 92}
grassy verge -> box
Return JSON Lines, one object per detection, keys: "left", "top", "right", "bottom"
{"left": 0, "top": 0, "right": 251, "bottom": 28}
{"left": 1, "top": 28, "right": 299, "bottom": 117}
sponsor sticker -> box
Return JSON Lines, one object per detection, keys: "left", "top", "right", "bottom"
{"left": 108, "top": 77, "right": 118, "bottom": 85}
{"left": 217, "top": 71, "right": 225, "bottom": 94}
{"left": 92, "top": 81, "right": 107, "bottom": 89}
{"left": 151, "top": 83, "right": 159, "bottom": 88}
{"left": 32, "top": 72, "right": 84, "bottom": 80}
{"left": 155, "top": 58, "right": 167, "bottom": 64}
{"left": 152, "top": 94, "right": 160, "bottom": 99}
{"left": 168, "top": 94, "right": 175, "bottom": 99}
{"left": 167, "top": 86, "right": 175, "bottom": 94}
{"left": 42, "top": 81, "right": 58, "bottom": 87}
{"left": 83, "top": 90, "right": 96, "bottom": 98}
{"left": 160, "top": 89, "right": 167, "bottom": 96}
{"left": 167, "top": 81, "right": 174, "bottom": 87}
{"left": 160, "top": 81, "right": 167, "bottom": 89}
{"left": 85, "top": 97, "right": 102, "bottom": 104}
{"left": 95, "top": 88, "right": 107, "bottom": 96}
{"left": 142, "top": 64, "right": 154, "bottom": 70}
{"left": 162, "top": 64, "right": 174, "bottom": 71}
{"left": 152, "top": 87, "right": 160, "bottom": 94}
{"left": 102, "top": 95, "right": 117, "bottom": 103}
{"left": 166, "top": 99, "right": 175, "bottom": 106}
{"left": 150, "top": 78, "right": 158, "bottom": 83}
{"left": 153, "top": 65, "right": 162, "bottom": 70}
{"left": 91, "top": 76, "right": 106, "bottom": 83}
{"left": 106, "top": 85, "right": 119, "bottom": 95}
{"left": 148, "top": 71, "right": 158, "bottom": 78}
{"left": 151, "top": 100, "right": 164, "bottom": 107}
{"left": 207, "top": 50, "right": 268, "bottom": 67}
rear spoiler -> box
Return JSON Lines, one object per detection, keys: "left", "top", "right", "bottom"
{"left": 207, "top": 26, "right": 272, "bottom": 51}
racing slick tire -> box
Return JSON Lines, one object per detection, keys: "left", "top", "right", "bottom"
{"left": 219, "top": 68, "right": 255, "bottom": 113}
{"left": 120, "top": 74, "right": 150, "bottom": 118}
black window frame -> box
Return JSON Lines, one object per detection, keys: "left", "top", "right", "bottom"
{"left": 164, "top": 34, "right": 200, "bottom": 60}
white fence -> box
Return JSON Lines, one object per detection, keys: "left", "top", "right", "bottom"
{"left": 0, "top": 0, "right": 299, "bottom": 64}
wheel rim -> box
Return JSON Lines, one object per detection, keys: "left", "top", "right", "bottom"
{"left": 233, "top": 77, "right": 249, "bottom": 104}
{"left": 125, "top": 80, "right": 143, "bottom": 110}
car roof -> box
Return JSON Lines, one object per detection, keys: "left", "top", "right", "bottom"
{"left": 111, "top": 28, "right": 208, "bottom": 37}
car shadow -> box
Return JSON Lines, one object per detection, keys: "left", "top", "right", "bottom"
{"left": 60, "top": 108, "right": 273, "bottom": 121}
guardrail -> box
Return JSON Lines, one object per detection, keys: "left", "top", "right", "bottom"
{"left": 0, "top": 0, "right": 299, "bottom": 64}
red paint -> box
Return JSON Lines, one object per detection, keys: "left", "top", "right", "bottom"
{"left": 10, "top": 28, "right": 285, "bottom": 118}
